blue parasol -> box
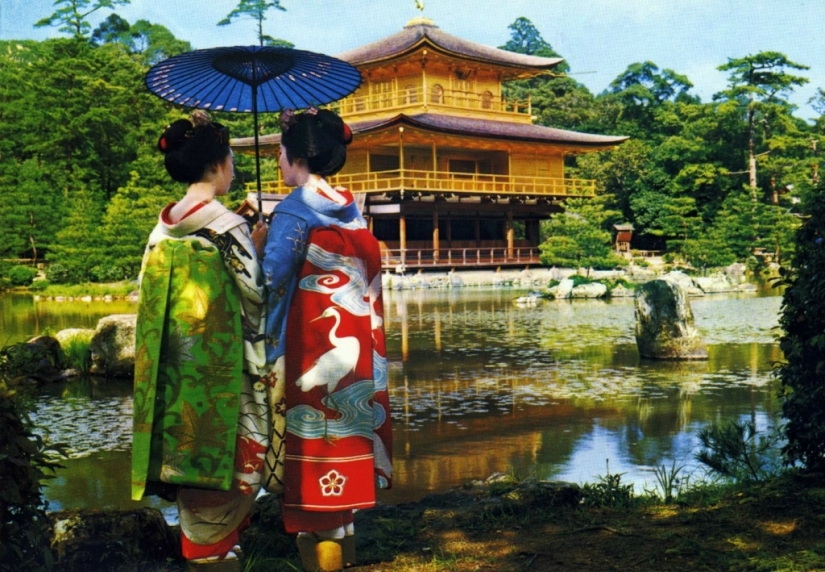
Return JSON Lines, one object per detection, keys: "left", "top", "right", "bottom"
{"left": 145, "top": 46, "right": 362, "bottom": 221}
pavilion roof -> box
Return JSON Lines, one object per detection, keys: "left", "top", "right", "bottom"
{"left": 361, "top": 113, "right": 629, "bottom": 147}
{"left": 232, "top": 113, "right": 628, "bottom": 151}
{"left": 336, "top": 18, "right": 563, "bottom": 80}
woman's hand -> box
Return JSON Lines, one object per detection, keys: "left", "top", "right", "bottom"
{"left": 251, "top": 221, "right": 268, "bottom": 260}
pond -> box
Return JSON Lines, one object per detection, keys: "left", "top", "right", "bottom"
{"left": 2, "top": 285, "right": 783, "bottom": 518}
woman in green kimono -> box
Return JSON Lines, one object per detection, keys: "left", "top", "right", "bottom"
{"left": 132, "top": 111, "right": 269, "bottom": 570}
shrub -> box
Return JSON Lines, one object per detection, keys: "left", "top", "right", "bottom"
{"left": 28, "top": 280, "right": 50, "bottom": 292}
{"left": 580, "top": 460, "right": 635, "bottom": 508}
{"left": 89, "top": 264, "right": 138, "bottom": 283}
{"left": 695, "top": 419, "right": 782, "bottom": 482}
{"left": 0, "top": 378, "right": 67, "bottom": 570}
{"left": 7, "top": 265, "right": 38, "bottom": 287}
{"left": 776, "top": 181, "right": 825, "bottom": 470}
{"left": 44, "top": 263, "right": 81, "bottom": 285}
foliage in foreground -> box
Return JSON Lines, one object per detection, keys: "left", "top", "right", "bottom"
{"left": 0, "top": 357, "right": 68, "bottom": 571}
{"left": 776, "top": 179, "right": 825, "bottom": 471}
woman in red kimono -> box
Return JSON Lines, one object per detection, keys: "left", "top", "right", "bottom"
{"left": 252, "top": 108, "right": 392, "bottom": 572}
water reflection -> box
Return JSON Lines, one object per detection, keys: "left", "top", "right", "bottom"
{"left": 0, "top": 292, "right": 136, "bottom": 344}
{"left": 16, "top": 287, "right": 782, "bottom": 511}
{"left": 378, "top": 288, "right": 781, "bottom": 505}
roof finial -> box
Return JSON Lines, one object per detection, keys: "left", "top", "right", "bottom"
{"left": 405, "top": 0, "right": 435, "bottom": 28}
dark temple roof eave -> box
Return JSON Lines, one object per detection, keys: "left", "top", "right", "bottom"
{"left": 231, "top": 113, "right": 629, "bottom": 150}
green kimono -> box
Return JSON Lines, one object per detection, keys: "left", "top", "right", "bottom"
{"left": 132, "top": 201, "right": 268, "bottom": 503}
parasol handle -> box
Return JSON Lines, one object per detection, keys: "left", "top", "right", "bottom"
{"left": 252, "top": 84, "right": 264, "bottom": 225}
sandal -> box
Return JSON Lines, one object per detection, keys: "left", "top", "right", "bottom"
{"left": 296, "top": 532, "right": 344, "bottom": 572}
{"left": 186, "top": 550, "right": 241, "bottom": 572}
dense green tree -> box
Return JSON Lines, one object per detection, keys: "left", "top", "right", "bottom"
{"left": 498, "top": 18, "right": 601, "bottom": 132}
{"left": 499, "top": 17, "right": 568, "bottom": 70}
{"left": 46, "top": 186, "right": 106, "bottom": 283}
{"left": 35, "top": 0, "right": 131, "bottom": 39}
{"left": 539, "top": 196, "right": 627, "bottom": 270}
{"left": 97, "top": 172, "right": 173, "bottom": 280}
{"left": 602, "top": 61, "right": 697, "bottom": 139}
{"left": 129, "top": 20, "right": 192, "bottom": 64}
{"left": 715, "top": 52, "right": 809, "bottom": 199}
{"left": 0, "top": 37, "right": 171, "bottom": 262}
{"left": 90, "top": 13, "right": 131, "bottom": 47}
{"left": 776, "top": 178, "right": 825, "bottom": 471}
{"left": 218, "top": 0, "right": 286, "bottom": 47}
{"left": 91, "top": 15, "right": 191, "bottom": 64}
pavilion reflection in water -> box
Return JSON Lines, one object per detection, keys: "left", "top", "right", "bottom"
{"left": 377, "top": 289, "right": 781, "bottom": 503}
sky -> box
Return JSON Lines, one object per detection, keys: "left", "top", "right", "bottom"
{"left": 2, "top": 0, "right": 823, "bottom": 120}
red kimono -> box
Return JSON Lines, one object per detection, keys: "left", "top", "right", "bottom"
{"left": 260, "top": 180, "right": 392, "bottom": 533}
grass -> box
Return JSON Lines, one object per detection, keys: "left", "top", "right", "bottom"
{"left": 33, "top": 281, "right": 137, "bottom": 298}
{"left": 59, "top": 332, "right": 93, "bottom": 374}
{"left": 321, "top": 470, "right": 825, "bottom": 571}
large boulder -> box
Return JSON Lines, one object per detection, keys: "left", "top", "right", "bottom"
{"left": 553, "top": 278, "right": 576, "bottom": 299}
{"left": 89, "top": 314, "right": 136, "bottom": 378}
{"left": 570, "top": 282, "right": 608, "bottom": 299}
{"left": 634, "top": 279, "right": 707, "bottom": 360}
{"left": 50, "top": 508, "right": 180, "bottom": 572}
{"left": 661, "top": 270, "right": 704, "bottom": 296}
{"left": 694, "top": 273, "right": 736, "bottom": 293}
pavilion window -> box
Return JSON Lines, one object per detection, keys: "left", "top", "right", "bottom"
{"left": 373, "top": 80, "right": 392, "bottom": 108}
{"left": 403, "top": 84, "right": 418, "bottom": 104}
{"left": 481, "top": 90, "right": 493, "bottom": 109}
{"left": 371, "top": 154, "right": 400, "bottom": 172}
{"left": 431, "top": 84, "right": 444, "bottom": 104}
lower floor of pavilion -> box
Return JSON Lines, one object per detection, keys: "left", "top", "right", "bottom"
{"left": 239, "top": 191, "right": 561, "bottom": 272}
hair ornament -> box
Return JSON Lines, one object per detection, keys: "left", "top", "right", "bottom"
{"left": 280, "top": 108, "right": 297, "bottom": 133}
{"left": 190, "top": 109, "right": 213, "bottom": 128}
{"left": 342, "top": 122, "right": 353, "bottom": 145}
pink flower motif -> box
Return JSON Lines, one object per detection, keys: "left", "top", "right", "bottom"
{"left": 319, "top": 470, "right": 347, "bottom": 497}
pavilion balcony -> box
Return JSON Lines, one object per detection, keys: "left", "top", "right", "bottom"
{"left": 379, "top": 246, "right": 541, "bottom": 271}
{"left": 250, "top": 169, "right": 596, "bottom": 198}
{"left": 334, "top": 86, "right": 532, "bottom": 122}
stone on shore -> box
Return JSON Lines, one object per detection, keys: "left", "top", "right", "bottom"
{"left": 552, "top": 278, "right": 576, "bottom": 299}
{"left": 89, "top": 314, "right": 136, "bottom": 378}
{"left": 634, "top": 279, "right": 708, "bottom": 360}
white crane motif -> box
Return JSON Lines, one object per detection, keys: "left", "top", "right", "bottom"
{"left": 295, "top": 307, "right": 360, "bottom": 393}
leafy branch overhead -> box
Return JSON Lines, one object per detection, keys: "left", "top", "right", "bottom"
{"left": 218, "top": 0, "right": 291, "bottom": 47}
{"left": 35, "top": 0, "right": 132, "bottom": 39}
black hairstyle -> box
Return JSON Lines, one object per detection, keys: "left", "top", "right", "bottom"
{"left": 280, "top": 108, "right": 353, "bottom": 177}
{"left": 157, "top": 111, "right": 231, "bottom": 184}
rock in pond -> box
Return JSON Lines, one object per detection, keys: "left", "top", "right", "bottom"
{"left": 634, "top": 279, "right": 707, "bottom": 360}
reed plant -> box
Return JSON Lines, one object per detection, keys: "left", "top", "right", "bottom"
{"left": 651, "top": 460, "right": 686, "bottom": 503}
{"left": 60, "top": 333, "right": 93, "bottom": 375}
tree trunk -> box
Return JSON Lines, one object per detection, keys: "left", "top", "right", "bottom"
{"left": 748, "top": 102, "right": 758, "bottom": 201}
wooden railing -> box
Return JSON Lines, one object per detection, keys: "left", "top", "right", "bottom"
{"left": 252, "top": 169, "right": 596, "bottom": 197}
{"left": 334, "top": 86, "right": 531, "bottom": 120}
{"left": 380, "top": 247, "right": 541, "bottom": 269}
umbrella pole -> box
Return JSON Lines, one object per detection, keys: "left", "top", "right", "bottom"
{"left": 252, "top": 84, "right": 264, "bottom": 225}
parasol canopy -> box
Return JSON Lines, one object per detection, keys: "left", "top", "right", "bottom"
{"left": 145, "top": 45, "right": 362, "bottom": 220}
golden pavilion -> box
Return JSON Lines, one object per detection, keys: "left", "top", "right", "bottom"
{"left": 234, "top": 17, "right": 627, "bottom": 270}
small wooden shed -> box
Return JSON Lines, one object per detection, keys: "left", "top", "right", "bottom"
{"left": 614, "top": 223, "right": 634, "bottom": 255}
